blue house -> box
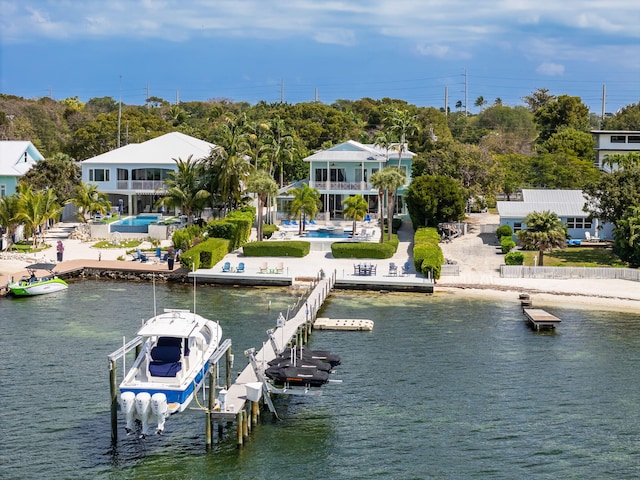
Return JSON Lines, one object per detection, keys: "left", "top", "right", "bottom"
{"left": 299, "top": 140, "right": 415, "bottom": 221}
{"left": 0, "top": 141, "right": 44, "bottom": 197}
{"left": 497, "top": 189, "right": 614, "bottom": 242}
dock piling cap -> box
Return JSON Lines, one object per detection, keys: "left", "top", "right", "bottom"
{"left": 245, "top": 382, "right": 263, "bottom": 402}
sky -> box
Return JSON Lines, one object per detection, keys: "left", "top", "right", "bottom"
{"left": 1, "top": 0, "right": 639, "bottom": 114}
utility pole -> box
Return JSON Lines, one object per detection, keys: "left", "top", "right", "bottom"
{"left": 444, "top": 86, "right": 448, "bottom": 116}
{"left": 464, "top": 68, "right": 468, "bottom": 116}
{"left": 280, "top": 80, "right": 284, "bottom": 103}
{"left": 315, "top": 87, "right": 319, "bottom": 103}
{"left": 176, "top": 90, "right": 179, "bottom": 105}
{"left": 601, "top": 84, "right": 606, "bottom": 127}
{"left": 117, "top": 75, "right": 122, "bottom": 148}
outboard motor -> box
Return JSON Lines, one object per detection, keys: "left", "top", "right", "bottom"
{"left": 150, "top": 393, "right": 168, "bottom": 434}
{"left": 135, "top": 392, "right": 151, "bottom": 437}
{"left": 120, "top": 391, "right": 137, "bottom": 434}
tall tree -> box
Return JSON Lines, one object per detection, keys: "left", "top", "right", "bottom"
{"left": 385, "top": 108, "right": 418, "bottom": 167}
{"left": 20, "top": 152, "right": 81, "bottom": 202}
{"left": 405, "top": 175, "right": 466, "bottom": 229}
{"left": 371, "top": 167, "right": 406, "bottom": 241}
{"left": 613, "top": 205, "right": 640, "bottom": 267}
{"left": 516, "top": 210, "right": 566, "bottom": 266}
{"left": 534, "top": 94, "right": 590, "bottom": 143}
{"left": 16, "top": 185, "right": 62, "bottom": 247}
{"left": 342, "top": 194, "right": 369, "bottom": 235}
{"left": 158, "top": 156, "right": 210, "bottom": 225}
{"left": 0, "top": 194, "right": 20, "bottom": 250}
{"left": 245, "top": 170, "right": 278, "bottom": 241}
{"left": 287, "top": 183, "right": 321, "bottom": 235}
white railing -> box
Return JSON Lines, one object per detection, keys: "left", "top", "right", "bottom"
{"left": 117, "top": 181, "right": 129, "bottom": 189}
{"left": 500, "top": 265, "right": 640, "bottom": 281}
{"left": 313, "top": 181, "right": 371, "bottom": 191}
{"left": 131, "top": 180, "right": 166, "bottom": 191}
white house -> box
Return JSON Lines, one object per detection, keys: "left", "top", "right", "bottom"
{"left": 0, "top": 140, "right": 44, "bottom": 197}
{"left": 81, "top": 132, "right": 215, "bottom": 215}
{"left": 294, "top": 140, "right": 415, "bottom": 220}
{"left": 497, "top": 189, "right": 614, "bottom": 241}
{"left": 591, "top": 130, "right": 640, "bottom": 172}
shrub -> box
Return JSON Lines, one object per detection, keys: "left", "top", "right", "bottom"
{"left": 331, "top": 239, "right": 397, "bottom": 259}
{"left": 262, "top": 224, "right": 278, "bottom": 239}
{"left": 412, "top": 227, "right": 444, "bottom": 279}
{"left": 496, "top": 224, "right": 513, "bottom": 239}
{"left": 505, "top": 251, "right": 524, "bottom": 265}
{"left": 172, "top": 224, "right": 203, "bottom": 252}
{"left": 180, "top": 238, "right": 229, "bottom": 270}
{"left": 500, "top": 236, "right": 516, "bottom": 253}
{"left": 242, "top": 240, "right": 310, "bottom": 257}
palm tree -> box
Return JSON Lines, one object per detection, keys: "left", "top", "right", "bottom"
{"left": 268, "top": 116, "right": 297, "bottom": 187}
{"left": 158, "top": 156, "right": 210, "bottom": 225}
{"left": 288, "top": 183, "right": 321, "bottom": 235}
{"left": 16, "top": 185, "right": 62, "bottom": 247}
{"left": 245, "top": 170, "right": 279, "bottom": 241}
{"left": 516, "top": 210, "right": 567, "bottom": 266}
{"left": 385, "top": 108, "right": 418, "bottom": 167}
{"left": 342, "top": 194, "right": 368, "bottom": 234}
{"left": 371, "top": 167, "right": 406, "bottom": 241}
{"left": 66, "top": 182, "right": 110, "bottom": 222}
{"left": 0, "top": 194, "right": 20, "bottom": 250}
{"left": 373, "top": 129, "right": 394, "bottom": 162}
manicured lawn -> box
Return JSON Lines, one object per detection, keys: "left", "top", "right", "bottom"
{"left": 521, "top": 245, "right": 627, "bottom": 267}
{"left": 92, "top": 240, "right": 141, "bottom": 249}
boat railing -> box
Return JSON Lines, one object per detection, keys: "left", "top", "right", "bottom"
{"left": 108, "top": 336, "right": 144, "bottom": 362}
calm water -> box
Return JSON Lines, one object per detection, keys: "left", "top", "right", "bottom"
{"left": 1, "top": 281, "right": 640, "bottom": 479}
{"left": 304, "top": 230, "right": 353, "bottom": 238}
{"left": 113, "top": 214, "right": 162, "bottom": 226}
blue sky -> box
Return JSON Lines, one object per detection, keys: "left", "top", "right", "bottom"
{"left": 1, "top": 1, "right": 639, "bottom": 114}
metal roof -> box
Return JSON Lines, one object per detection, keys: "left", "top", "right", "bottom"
{"left": 497, "top": 189, "right": 589, "bottom": 218}
{"left": 81, "top": 132, "right": 215, "bottom": 165}
{"left": 0, "top": 141, "right": 43, "bottom": 176}
{"left": 304, "top": 140, "right": 414, "bottom": 163}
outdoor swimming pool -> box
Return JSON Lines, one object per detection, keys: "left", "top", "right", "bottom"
{"left": 110, "top": 214, "right": 162, "bottom": 233}
{"left": 303, "top": 229, "right": 353, "bottom": 239}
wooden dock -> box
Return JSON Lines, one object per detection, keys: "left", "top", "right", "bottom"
{"left": 523, "top": 308, "right": 561, "bottom": 330}
{"left": 313, "top": 317, "right": 374, "bottom": 331}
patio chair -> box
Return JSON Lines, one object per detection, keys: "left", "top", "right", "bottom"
{"left": 291, "top": 220, "right": 299, "bottom": 226}
{"left": 276, "top": 262, "right": 284, "bottom": 274}
{"left": 135, "top": 249, "right": 148, "bottom": 262}
{"left": 401, "top": 262, "right": 410, "bottom": 276}
{"left": 222, "top": 261, "right": 231, "bottom": 272}
{"left": 236, "top": 262, "right": 245, "bottom": 273}
{"left": 309, "top": 220, "right": 317, "bottom": 225}
{"left": 283, "top": 220, "right": 292, "bottom": 227}
{"left": 364, "top": 214, "right": 371, "bottom": 223}
{"left": 389, "top": 262, "right": 398, "bottom": 276}
{"left": 259, "top": 262, "right": 268, "bottom": 273}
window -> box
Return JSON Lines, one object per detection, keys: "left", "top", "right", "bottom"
{"left": 330, "top": 168, "right": 345, "bottom": 182}
{"left": 611, "top": 135, "right": 626, "bottom": 143}
{"left": 89, "top": 168, "right": 110, "bottom": 182}
{"left": 315, "top": 168, "right": 327, "bottom": 182}
{"left": 117, "top": 168, "right": 129, "bottom": 180}
{"left": 0, "top": 184, "right": 5, "bottom": 197}
{"left": 628, "top": 135, "right": 640, "bottom": 143}
{"left": 513, "top": 222, "right": 522, "bottom": 232}
{"left": 567, "top": 217, "right": 592, "bottom": 229}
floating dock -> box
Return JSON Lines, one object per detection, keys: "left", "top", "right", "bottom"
{"left": 313, "top": 317, "right": 374, "bottom": 331}
{"left": 523, "top": 308, "right": 561, "bottom": 330}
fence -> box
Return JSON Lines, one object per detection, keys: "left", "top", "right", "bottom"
{"left": 500, "top": 265, "right": 640, "bottom": 282}
{"left": 441, "top": 264, "right": 460, "bottom": 276}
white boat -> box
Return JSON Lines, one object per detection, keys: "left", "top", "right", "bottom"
{"left": 7, "top": 263, "right": 68, "bottom": 296}
{"left": 118, "top": 308, "right": 222, "bottom": 436}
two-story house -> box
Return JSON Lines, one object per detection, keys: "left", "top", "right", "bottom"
{"left": 591, "top": 130, "right": 640, "bottom": 172}
{"left": 301, "top": 140, "right": 415, "bottom": 220}
{"left": 81, "top": 132, "right": 214, "bottom": 215}
{"left": 0, "top": 140, "right": 44, "bottom": 197}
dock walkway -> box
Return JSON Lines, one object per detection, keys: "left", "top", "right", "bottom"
{"left": 523, "top": 308, "right": 562, "bottom": 330}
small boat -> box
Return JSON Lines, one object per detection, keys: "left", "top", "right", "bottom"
{"left": 118, "top": 308, "right": 222, "bottom": 436}
{"left": 275, "top": 346, "right": 341, "bottom": 368}
{"left": 7, "top": 263, "right": 68, "bottom": 296}
{"left": 265, "top": 365, "right": 330, "bottom": 388}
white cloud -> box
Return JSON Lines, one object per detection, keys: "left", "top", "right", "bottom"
{"left": 536, "top": 62, "right": 565, "bottom": 76}
{"left": 314, "top": 29, "right": 357, "bottom": 46}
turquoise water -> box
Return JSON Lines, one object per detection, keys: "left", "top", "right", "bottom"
{"left": 112, "top": 214, "right": 161, "bottom": 227}
{"left": 305, "top": 229, "right": 352, "bottom": 238}
{"left": 2, "top": 281, "right": 640, "bottom": 479}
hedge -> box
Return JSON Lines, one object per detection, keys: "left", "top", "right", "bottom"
{"left": 331, "top": 236, "right": 398, "bottom": 259}
{"left": 180, "top": 238, "right": 230, "bottom": 271}
{"left": 496, "top": 224, "right": 513, "bottom": 239}
{"left": 500, "top": 236, "right": 516, "bottom": 253}
{"left": 242, "top": 240, "right": 310, "bottom": 257}
{"left": 505, "top": 251, "right": 524, "bottom": 265}
{"left": 413, "top": 227, "right": 444, "bottom": 279}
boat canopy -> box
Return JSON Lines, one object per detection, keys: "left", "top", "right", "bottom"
{"left": 26, "top": 263, "right": 58, "bottom": 272}
{"left": 137, "top": 310, "right": 202, "bottom": 338}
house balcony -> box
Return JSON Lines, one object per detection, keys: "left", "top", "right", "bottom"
{"left": 313, "top": 181, "right": 372, "bottom": 191}
{"left": 116, "top": 180, "right": 167, "bottom": 191}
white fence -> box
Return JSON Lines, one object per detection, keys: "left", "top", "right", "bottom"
{"left": 441, "top": 264, "right": 461, "bottom": 276}
{"left": 500, "top": 265, "right": 640, "bottom": 282}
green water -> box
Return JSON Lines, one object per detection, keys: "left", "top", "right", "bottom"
{"left": 1, "top": 280, "right": 639, "bottom": 479}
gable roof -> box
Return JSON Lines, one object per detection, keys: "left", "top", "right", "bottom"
{"left": 303, "top": 140, "right": 415, "bottom": 163}
{"left": 81, "top": 132, "right": 215, "bottom": 165}
{"left": 497, "top": 189, "right": 588, "bottom": 218}
{"left": 0, "top": 141, "right": 44, "bottom": 176}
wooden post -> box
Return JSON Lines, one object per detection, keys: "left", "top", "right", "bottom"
{"left": 109, "top": 359, "right": 118, "bottom": 444}
{"left": 242, "top": 409, "right": 249, "bottom": 440}
{"left": 225, "top": 348, "right": 232, "bottom": 389}
{"left": 251, "top": 400, "right": 259, "bottom": 427}
{"left": 236, "top": 412, "right": 243, "bottom": 448}
{"left": 206, "top": 367, "right": 214, "bottom": 450}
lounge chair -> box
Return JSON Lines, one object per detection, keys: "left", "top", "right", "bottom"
{"left": 236, "top": 262, "right": 245, "bottom": 273}
{"left": 283, "top": 220, "right": 292, "bottom": 227}
{"left": 276, "top": 262, "right": 284, "bottom": 274}
{"left": 259, "top": 262, "right": 268, "bottom": 273}
{"left": 364, "top": 214, "right": 371, "bottom": 223}
{"left": 222, "top": 261, "right": 231, "bottom": 272}
{"left": 134, "top": 249, "right": 148, "bottom": 262}
{"left": 291, "top": 220, "right": 299, "bottom": 226}
{"left": 309, "top": 220, "right": 317, "bottom": 226}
